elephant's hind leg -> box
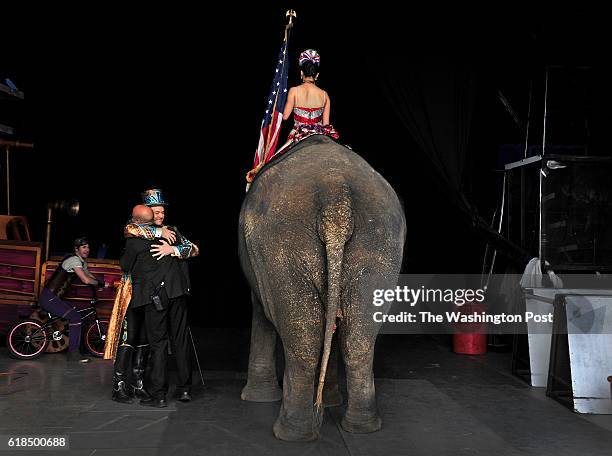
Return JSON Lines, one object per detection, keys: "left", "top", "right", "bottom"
{"left": 338, "top": 283, "right": 383, "bottom": 434}
{"left": 273, "top": 282, "right": 325, "bottom": 441}
{"left": 273, "top": 347, "right": 319, "bottom": 441}
{"left": 241, "top": 292, "right": 282, "bottom": 402}
{"left": 340, "top": 348, "right": 381, "bottom": 433}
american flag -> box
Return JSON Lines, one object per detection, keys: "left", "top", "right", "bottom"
{"left": 252, "top": 31, "right": 291, "bottom": 169}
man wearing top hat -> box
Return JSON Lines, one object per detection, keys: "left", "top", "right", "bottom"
{"left": 123, "top": 188, "right": 199, "bottom": 403}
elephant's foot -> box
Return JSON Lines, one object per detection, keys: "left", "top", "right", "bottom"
{"left": 241, "top": 381, "right": 282, "bottom": 402}
{"left": 341, "top": 410, "right": 382, "bottom": 434}
{"left": 323, "top": 385, "right": 343, "bottom": 408}
{"left": 273, "top": 415, "right": 319, "bottom": 442}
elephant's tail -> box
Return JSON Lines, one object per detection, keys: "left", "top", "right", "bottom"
{"left": 314, "top": 183, "right": 354, "bottom": 427}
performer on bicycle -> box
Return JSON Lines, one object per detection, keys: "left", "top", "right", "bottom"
{"left": 39, "top": 237, "right": 109, "bottom": 363}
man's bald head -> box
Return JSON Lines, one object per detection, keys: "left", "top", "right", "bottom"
{"left": 132, "top": 205, "right": 154, "bottom": 224}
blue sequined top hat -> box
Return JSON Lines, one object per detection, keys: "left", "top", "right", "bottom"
{"left": 142, "top": 188, "right": 168, "bottom": 207}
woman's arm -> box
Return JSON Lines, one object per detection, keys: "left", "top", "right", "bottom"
{"left": 282, "top": 87, "right": 296, "bottom": 120}
{"left": 323, "top": 92, "right": 331, "bottom": 125}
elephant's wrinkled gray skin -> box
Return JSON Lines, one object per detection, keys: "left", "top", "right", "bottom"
{"left": 238, "top": 135, "right": 406, "bottom": 441}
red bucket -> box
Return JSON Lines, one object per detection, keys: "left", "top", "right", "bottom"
{"left": 452, "top": 302, "right": 487, "bottom": 355}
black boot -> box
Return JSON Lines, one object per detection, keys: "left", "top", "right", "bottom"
{"left": 112, "top": 345, "right": 134, "bottom": 404}
{"left": 131, "top": 344, "right": 152, "bottom": 401}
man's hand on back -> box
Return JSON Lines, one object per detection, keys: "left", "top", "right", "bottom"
{"left": 151, "top": 239, "right": 176, "bottom": 260}
{"left": 161, "top": 226, "right": 177, "bottom": 244}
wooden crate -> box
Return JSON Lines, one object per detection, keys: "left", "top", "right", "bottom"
{"left": 0, "top": 239, "right": 121, "bottom": 335}
{"left": 0, "top": 240, "right": 42, "bottom": 333}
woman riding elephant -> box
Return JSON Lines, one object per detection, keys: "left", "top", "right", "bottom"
{"left": 277, "top": 49, "right": 338, "bottom": 155}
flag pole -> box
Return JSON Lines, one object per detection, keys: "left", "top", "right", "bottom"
{"left": 262, "top": 9, "right": 296, "bottom": 164}
{"left": 246, "top": 10, "right": 297, "bottom": 185}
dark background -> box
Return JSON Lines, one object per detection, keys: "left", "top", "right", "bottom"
{"left": 0, "top": 6, "right": 606, "bottom": 327}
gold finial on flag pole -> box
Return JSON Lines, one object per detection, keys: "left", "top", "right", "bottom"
{"left": 286, "top": 10, "right": 297, "bottom": 29}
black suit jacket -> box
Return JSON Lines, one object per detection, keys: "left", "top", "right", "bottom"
{"left": 120, "top": 237, "right": 190, "bottom": 308}
{"left": 167, "top": 227, "right": 192, "bottom": 298}
{"left": 164, "top": 254, "right": 190, "bottom": 300}
{"left": 120, "top": 238, "right": 173, "bottom": 308}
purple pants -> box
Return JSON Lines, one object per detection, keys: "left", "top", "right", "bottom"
{"left": 38, "top": 288, "right": 82, "bottom": 352}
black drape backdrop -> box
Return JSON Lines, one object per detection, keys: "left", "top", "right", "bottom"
{"left": 379, "top": 61, "right": 481, "bottom": 233}
{"left": 377, "top": 61, "right": 530, "bottom": 267}
{"left": 380, "top": 63, "right": 476, "bottom": 193}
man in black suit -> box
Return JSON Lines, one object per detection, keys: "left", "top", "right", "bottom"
{"left": 136, "top": 189, "right": 199, "bottom": 402}
{"left": 119, "top": 204, "right": 182, "bottom": 407}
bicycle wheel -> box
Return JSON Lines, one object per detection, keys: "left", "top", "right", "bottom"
{"left": 29, "top": 309, "right": 68, "bottom": 353}
{"left": 84, "top": 319, "right": 109, "bottom": 357}
{"left": 7, "top": 320, "right": 49, "bottom": 360}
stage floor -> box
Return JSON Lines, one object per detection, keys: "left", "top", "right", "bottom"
{"left": 1, "top": 330, "right": 612, "bottom": 455}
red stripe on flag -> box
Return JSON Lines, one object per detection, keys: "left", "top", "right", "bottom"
{"left": 264, "top": 112, "right": 283, "bottom": 163}
{"left": 254, "top": 124, "right": 269, "bottom": 167}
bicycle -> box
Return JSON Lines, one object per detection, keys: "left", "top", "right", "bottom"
{"left": 6, "top": 290, "right": 110, "bottom": 360}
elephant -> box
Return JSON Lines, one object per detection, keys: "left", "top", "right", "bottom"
{"left": 238, "top": 135, "right": 406, "bottom": 441}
